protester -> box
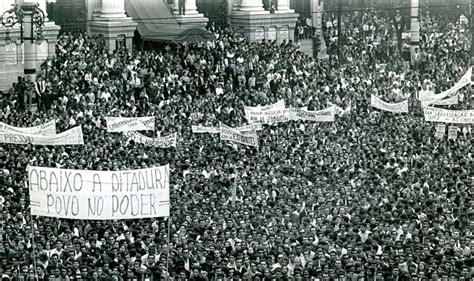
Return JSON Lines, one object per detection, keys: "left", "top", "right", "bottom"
{"left": 0, "top": 9, "right": 472, "bottom": 281}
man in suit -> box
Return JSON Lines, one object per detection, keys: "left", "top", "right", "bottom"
{"left": 35, "top": 75, "right": 46, "bottom": 112}
{"left": 179, "top": 0, "right": 186, "bottom": 15}
{"left": 15, "top": 76, "right": 25, "bottom": 111}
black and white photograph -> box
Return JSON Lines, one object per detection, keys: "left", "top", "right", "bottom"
{"left": 0, "top": 0, "right": 472, "bottom": 280}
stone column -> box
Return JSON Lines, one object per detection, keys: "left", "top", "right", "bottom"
{"left": 86, "top": 0, "right": 101, "bottom": 22}
{"left": 237, "top": 0, "right": 267, "bottom": 14}
{"left": 184, "top": 0, "right": 199, "bottom": 15}
{"left": 275, "top": 0, "right": 294, "bottom": 13}
{"left": 89, "top": 0, "right": 137, "bottom": 52}
{"left": 99, "top": 0, "right": 126, "bottom": 19}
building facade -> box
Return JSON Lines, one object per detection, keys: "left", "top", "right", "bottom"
{"left": 0, "top": 0, "right": 60, "bottom": 92}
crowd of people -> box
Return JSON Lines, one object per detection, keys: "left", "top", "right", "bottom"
{"left": 0, "top": 7, "right": 472, "bottom": 281}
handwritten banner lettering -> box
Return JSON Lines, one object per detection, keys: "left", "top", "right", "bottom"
{"left": 0, "top": 126, "right": 83, "bottom": 146}
{"left": 290, "top": 106, "right": 336, "bottom": 122}
{"left": 191, "top": 126, "right": 220, "bottom": 134}
{"left": 28, "top": 165, "right": 170, "bottom": 220}
{"left": 435, "top": 124, "right": 445, "bottom": 139}
{"left": 448, "top": 126, "right": 458, "bottom": 140}
{"left": 235, "top": 123, "right": 263, "bottom": 132}
{"left": 371, "top": 95, "right": 409, "bottom": 113}
{"left": 105, "top": 117, "right": 155, "bottom": 132}
{"left": 244, "top": 100, "right": 286, "bottom": 124}
{"left": 219, "top": 122, "right": 258, "bottom": 147}
{"left": 423, "top": 106, "right": 474, "bottom": 124}
{"left": 0, "top": 120, "right": 56, "bottom": 136}
{"left": 126, "top": 132, "right": 177, "bottom": 148}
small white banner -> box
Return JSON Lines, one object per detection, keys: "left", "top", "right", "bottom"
{"left": 28, "top": 165, "right": 170, "bottom": 220}
{"left": 448, "top": 126, "right": 458, "bottom": 140}
{"left": 423, "top": 106, "right": 474, "bottom": 124}
{"left": 191, "top": 126, "right": 220, "bottom": 134}
{"left": 290, "top": 106, "right": 336, "bottom": 122}
{"left": 434, "top": 124, "right": 445, "bottom": 139}
{"left": 235, "top": 123, "right": 263, "bottom": 132}
{"left": 105, "top": 117, "right": 155, "bottom": 132}
{"left": 0, "top": 126, "right": 83, "bottom": 146}
{"left": 0, "top": 120, "right": 56, "bottom": 136}
{"left": 219, "top": 122, "right": 259, "bottom": 147}
{"left": 126, "top": 132, "right": 177, "bottom": 148}
{"left": 371, "top": 95, "right": 409, "bottom": 113}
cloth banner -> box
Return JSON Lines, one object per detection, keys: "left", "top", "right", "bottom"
{"left": 219, "top": 122, "right": 258, "bottom": 147}
{"left": 235, "top": 123, "right": 263, "bottom": 132}
{"left": 244, "top": 100, "right": 286, "bottom": 124}
{"left": 423, "top": 106, "right": 474, "bottom": 124}
{"left": 191, "top": 126, "right": 220, "bottom": 134}
{"left": 263, "top": 108, "right": 293, "bottom": 124}
{"left": 435, "top": 124, "right": 445, "bottom": 139}
{"left": 0, "top": 126, "right": 84, "bottom": 146}
{"left": 448, "top": 126, "right": 458, "bottom": 140}
{"left": 431, "top": 94, "right": 459, "bottom": 106}
{"left": 371, "top": 95, "right": 409, "bottom": 113}
{"left": 328, "top": 102, "right": 344, "bottom": 117}
{"left": 290, "top": 106, "right": 336, "bottom": 122}
{"left": 0, "top": 120, "right": 56, "bottom": 136}
{"left": 126, "top": 132, "right": 177, "bottom": 148}
{"left": 328, "top": 102, "right": 352, "bottom": 117}
{"left": 192, "top": 124, "right": 263, "bottom": 134}
{"left": 105, "top": 117, "right": 155, "bottom": 132}
{"left": 28, "top": 165, "right": 170, "bottom": 220}
{"left": 420, "top": 67, "right": 472, "bottom": 105}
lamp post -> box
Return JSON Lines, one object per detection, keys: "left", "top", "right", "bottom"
{"left": 1, "top": 2, "right": 45, "bottom": 83}
{"left": 1, "top": 2, "right": 45, "bottom": 112}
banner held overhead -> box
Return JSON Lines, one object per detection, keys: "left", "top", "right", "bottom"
{"left": 28, "top": 165, "right": 170, "bottom": 220}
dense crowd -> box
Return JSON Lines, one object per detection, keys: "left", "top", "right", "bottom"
{"left": 0, "top": 8, "right": 473, "bottom": 281}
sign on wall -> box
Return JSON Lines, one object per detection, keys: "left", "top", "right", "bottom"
{"left": 5, "top": 42, "right": 17, "bottom": 65}
{"left": 37, "top": 40, "right": 49, "bottom": 62}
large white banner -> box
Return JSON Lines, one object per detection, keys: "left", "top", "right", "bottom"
{"left": 28, "top": 165, "right": 170, "bottom": 220}
{"left": 290, "top": 106, "right": 336, "bottom": 122}
{"left": 423, "top": 106, "right": 474, "bottom": 124}
{"left": 105, "top": 117, "right": 155, "bottom": 132}
{"left": 371, "top": 95, "right": 409, "bottom": 113}
{"left": 191, "top": 126, "right": 220, "bottom": 134}
{"left": 0, "top": 126, "right": 84, "bottom": 145}
{"left": 219, "top": 123, "right": 258, "bottom": 147}
{"left": 244, "top": 100, "right": 286, "bottom": 124}
{"left": 126, "top": 132, "right": 177, "bottom": 148}
{"left": 0, "top": 120, "right": 56, "bottom": 136}
{"left": 420, "top": 67, "right": 471, "bottom": 105}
